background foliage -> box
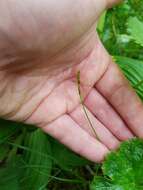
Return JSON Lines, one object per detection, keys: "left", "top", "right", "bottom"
{"left": 0, "top": 0, "right": 143, "bottom": 189}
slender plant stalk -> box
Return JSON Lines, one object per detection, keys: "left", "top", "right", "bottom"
{"left": 77, "top": 71, "right": 99, "bottom": 140}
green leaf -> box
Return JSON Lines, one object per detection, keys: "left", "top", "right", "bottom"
{"left": 21, "top": 129, "right": 52, "bottom": 190}
{"left": 90, "top": 177, "right": 122, "bottom": 190}
{"left": 128, "top": 17, "right": 143, "bottom": 47}
{"left": 90, "top": 139, "right": 143, "bottom": 190}
{"left": 97, "top": 11, "right": 107, "bottom": 33}
{"left": 0, "top": 144, "right": 9, "bottom": 161}
{"left": 0, "top": 120, "right": 21, "bottom": 144}
{"left": 50, "top": 137, "right": 89, "bottom": 170}
{"left": 0, "top": 164, "right": 19, "bottom": 190}
{"left": 115, "top": 56, "right": 143, "bottom": 101}
{"left": 101, "top": 1, "right": 143, "bottom": 59}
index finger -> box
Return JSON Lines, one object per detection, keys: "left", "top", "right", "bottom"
{"left": 96, "top": 60, "right": 143, "bottom": 138}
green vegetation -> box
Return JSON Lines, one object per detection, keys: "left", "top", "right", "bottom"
{"left": 91, "top": 139, "right": 143, "bottom": 190}
{"left": 0, "top": 0, "right": 143, "bottom": 189}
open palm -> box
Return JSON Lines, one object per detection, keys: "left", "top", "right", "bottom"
{"left": 0, "top": 0, "right": 143, "bottom": 162}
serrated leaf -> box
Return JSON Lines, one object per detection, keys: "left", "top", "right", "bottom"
{"left": 90, "top": 177, "right": 123, "bottom": 190}
{"left": 127, "top": 17, "right": 143, "bottom": 47}
{"left": 90, "top": 139, "right": 143, "bottom": 190}
{"left": 101, "top": 1, "right": 143, "bottom": 59}
{"left": 21, "top": 129, "right": 52, "bottom": 190}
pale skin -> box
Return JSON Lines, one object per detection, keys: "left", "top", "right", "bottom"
{"left": 0, "top": 0, "right": 143, "bottom": 162}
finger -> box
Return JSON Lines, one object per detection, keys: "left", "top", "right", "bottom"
{"left": 96, "top": 61, "right": 143, "bottom": 138}
{"left": 84, "top": 89, "right": 134, "bottom": 140}
{"left": 41, "top": 114, "right": 109, "bottom": 163}
{"left": 70, "top": 105, "right": 120, "bottom": 150}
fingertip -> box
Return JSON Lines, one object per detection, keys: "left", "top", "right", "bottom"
{"left": 74, "top": 135, "right": 110, "bottom": 163}
{"left": 107, "top": 138, "right": 120, "bottom": 150}
{"left": 89, "top": 143, "right": 110, "bottom": 163}
{"left": 121, "top": 130, "right": 134, "bottom": 141}
{"left": 96, "top": 147, "right": 110, "bottom": 163}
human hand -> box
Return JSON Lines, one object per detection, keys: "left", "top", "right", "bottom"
{"left": 0, "top": 0, "right": 143, "bottom": 162}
